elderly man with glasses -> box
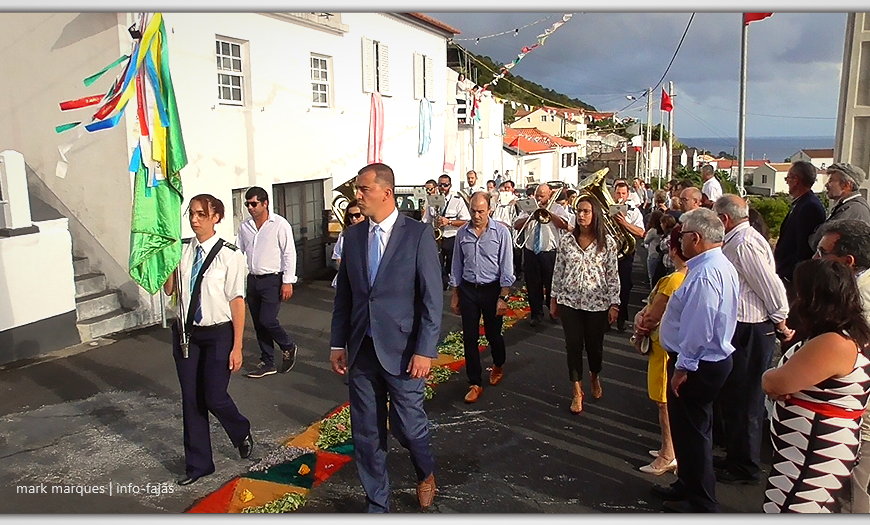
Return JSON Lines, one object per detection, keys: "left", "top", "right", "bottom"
{"left": 812, "top": 218, "right": 870, "bottom": 513}
{"left": 651, "top": 208, "right": 740, "bottom": 513}
{"left": 237, "top": 186, "right": 299, "bottom": 378}
{"left": 810, "top": 164, "right": 870, "bottom": 253}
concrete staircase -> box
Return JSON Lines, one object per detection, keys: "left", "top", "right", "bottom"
{"left": 73, "top": 255, "right": 144, "bottom": 341}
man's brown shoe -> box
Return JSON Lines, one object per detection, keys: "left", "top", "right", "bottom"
{"left": 489, "top": 366, "right": 504, "bottom": 386}
{"left": 417, "top": 473, "right": 436, "bottom": 510}
{"left": 464, "top": 385, "right": 483, "bottom": 403}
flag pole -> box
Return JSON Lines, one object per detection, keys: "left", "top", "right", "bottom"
{"left": 659, "top": 106, "right": 665, "bottom": 188}
{"left": 737, "top": 16, "right": 749, "bottom": 197}
{"left": 646, "top": 87, "right": 653, "bottom": 184}
{"left": 668, "top": 81, "right": 675, "bottom": 185}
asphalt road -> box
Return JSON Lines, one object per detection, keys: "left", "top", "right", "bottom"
{"left": 0, "top": 253, "right": 769, "bottom": 513}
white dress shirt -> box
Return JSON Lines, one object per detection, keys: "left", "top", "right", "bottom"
{"left": 703, "top": 177, "right": 723, "bottom": 202}
{"left": 368, "top": 208, "right": 399, "bottom": 269}
{"left": 178, "top": 234, "right": 247, "bottom": 327}
{"left": 421, "top": 192, "right": 470, "bottom": 239}
{"left": 516, "top": 203, "right": 571, "bottom": 252}
{"left": 722, "top": 221, "right": 789, "bottom": 324}
{"left": 237, "top": 213, "right": 298, "bottom": 284}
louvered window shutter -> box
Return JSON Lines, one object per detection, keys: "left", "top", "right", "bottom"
{"left": 377, "top": 43, "right": 389, "bottom": 95}
{"left": 413, "top": 52, "right": 423, "bottom": 100}
{"left": 424, "top": 55, "right": 434, "bottom": 101}
{"left": 361, "top": 37, "right": 374, "bottom": 93}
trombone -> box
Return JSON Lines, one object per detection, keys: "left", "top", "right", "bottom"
{"left": 514, "top": 182, "right": 564, "bottom": 249}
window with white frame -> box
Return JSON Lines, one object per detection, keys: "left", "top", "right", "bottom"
{"left": 540, "top": 115, "right": 546, "bottom": 122}
{"left": 550, "top": 115, "right": 555, "bottom": 122}
{"left": 362, "top": 37, "right": 389, "bottom": 95}
{"left": 216, "top": 38, "right": 245, "bottom": 105}
{"left": 311, "top": 54, "right": 332, "bottom": 107}
{"left": 413, "top": 52, "right": 435, "bottom": 100}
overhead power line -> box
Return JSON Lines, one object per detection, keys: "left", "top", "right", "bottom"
{"left": 452, "top": 15, "right": 556, "bottom": 42}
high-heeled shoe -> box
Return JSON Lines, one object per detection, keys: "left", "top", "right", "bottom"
{"left": 648, "top": 450, "right": 661, "bottom": 459}
{"left": 570, "top": 392, "right": 584, "bottom": 414}
{"left": 590, "top": 373, "right": 603, "bottom": 399}
{"left": 639, "top": 458, "right": 677, "bottom": 475}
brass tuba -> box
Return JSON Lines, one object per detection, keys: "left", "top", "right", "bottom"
{"left": 574, "top": 168, "right": 636, "bottom": 259}
{"left": 331, "top": 178, "right": 357, "bottom": 231}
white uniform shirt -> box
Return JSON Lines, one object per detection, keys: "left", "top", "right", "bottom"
{"left": 421, "top": 192, "right": 470, "bottom": 239}
{"left": 237, "top": 213, "right": 298, "bottom": 284}
{"left": 516, "top": 202, "right": 571, "bottom": 252}
{"left": 625, "top": 204, "right": 645, "bottom": 230}
{"left": 703, "top": 177, "right": 723, "bottom": 202}
{"left": 178, "top": 235, "right": 247, "bottom": 327}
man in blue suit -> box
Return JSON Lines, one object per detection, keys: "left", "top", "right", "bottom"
{"left": 330, "top": 163, "right": 443, "bottom": 513}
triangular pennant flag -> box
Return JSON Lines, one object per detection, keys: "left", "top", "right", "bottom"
{"left": 744, "top": 13, "right": 773, "bottom": 25}
{"left": 661, "top": 88, "right": 673, "bottom": 112}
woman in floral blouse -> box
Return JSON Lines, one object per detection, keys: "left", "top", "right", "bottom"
{"left": 550, "top": 195, "right": 620, "bottom": 414}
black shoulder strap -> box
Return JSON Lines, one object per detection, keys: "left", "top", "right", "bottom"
{"left": 185, "top": 239, "right": 226, "bottom": 332}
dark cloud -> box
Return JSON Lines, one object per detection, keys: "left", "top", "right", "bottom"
{"left": 428, "top": 12, "right": 846, "bottom": 137}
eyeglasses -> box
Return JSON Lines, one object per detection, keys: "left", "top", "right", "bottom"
{"left": 244, "top": 201, "right": 260, "bottom": 208}
{"left": 679, "top": 230, "right": 700, "bottom": 240}
{"left": 815, "top": 246, "right": 831, "bottom": 258}
{"left": 438, "top": 182, "right": 450, "bottom": 187}
{"left": 349, "top": 212, "right": 364, "bottom": 219}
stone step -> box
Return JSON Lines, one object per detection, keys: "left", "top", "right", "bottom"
{"left": 75, "top": 290, "right": 122, "bottom": 322}
{"left": 72, "top": 256, "right": 89, "bottom": 277}
{"left": 74, "top": 272, "right": 107, "bottom": 299}
{"left": 76, "top": 308, "right": 145, "bottom": 342}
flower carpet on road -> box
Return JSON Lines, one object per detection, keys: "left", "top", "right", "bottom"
{"left": 185, "top": 289, "right": 530, "bottom": 513}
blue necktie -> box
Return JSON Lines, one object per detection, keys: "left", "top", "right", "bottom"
{"left": 191, "top": 245, "right": 204, "bottom": 324}
{"left": 533, "top": 222, "right": 543, "bottom": 254}
{"left": 368, "top": 225, "right": 383, "bottom": 287}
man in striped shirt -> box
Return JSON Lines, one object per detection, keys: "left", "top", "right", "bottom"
{"left": 713, "top": 195, "right": 794, "bottom": 485}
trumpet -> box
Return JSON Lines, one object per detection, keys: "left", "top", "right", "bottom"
{"left": 432, "top": 207, "right": 443, "bottom": 242}
{"left": 514, "top": 182, "right": 563, "bottom": 249}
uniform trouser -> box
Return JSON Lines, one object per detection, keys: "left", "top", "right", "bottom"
{"left": 523, "top": 248, "right": 556, "bottom": 321}
{"left": 667, "top": 352, "right": 733, "bottom": 512}
{"left": 173, "top": 322, "right": 250, "bottom": 478}
{"left": 458, "top": 280, "right": 506, "bottom": 386}
{"left": 513, "top": 246, "right": 523, "bottom": 280}
{"left": 719, "top": 321, "right": 775, "bottom": 479}
{"left": 558, "top": 306, "right": 608, "bottom": 382}
{"left": 440, "top": 236, "right": 456, "bottom": 287}
{"left": 617, "top": 253, "right": 635, "bottom": 326}
{"left": 349, "top": 336, "right": 435, "bottom": 513}
{"left": 246, "top": 273, "right": 295, "bottom": 368}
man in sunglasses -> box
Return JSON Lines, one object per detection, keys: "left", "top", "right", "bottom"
{"left": 422, "top": 174, "right": 471, "bottom": 290}
{"left": 237, "top": 186, "right": 299, "bottom": 378}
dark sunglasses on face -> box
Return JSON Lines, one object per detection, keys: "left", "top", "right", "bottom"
{"left": 245, "top": 201, "right": 260, "bottom": 208}
{"left": 349, "top": 212, "right": 364, "bottom": 219}
{"left": 438, "top": 183, "right": 450, "bottom": 187}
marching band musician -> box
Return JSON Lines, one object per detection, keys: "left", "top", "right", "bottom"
{"left": 163, "top": 194, "right": 253, "bottom": 486}
{"left": 514, "top": 183, "right": 571, "bottom": 327}
{"left": 612, "top": 181, "right": 646, "bottom": 332}
{"left": 422, "top": 174, "right": 471, "bottom": 290}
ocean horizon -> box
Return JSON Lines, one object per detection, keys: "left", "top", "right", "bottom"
{"left": 680, "top": 136, "right": 835, "bottom": 165}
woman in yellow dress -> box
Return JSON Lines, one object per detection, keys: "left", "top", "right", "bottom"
{"left": 633, "top": 225, "right": 688, "bottom": 475}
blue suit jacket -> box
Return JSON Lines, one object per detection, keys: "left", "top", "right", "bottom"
{"left": 330, "top": 212, "right": 443, "bottom": 376}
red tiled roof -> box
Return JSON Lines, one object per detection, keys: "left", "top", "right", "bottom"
{"left": 715, "top": 159, "right": 767, "bottom": 169}
{"left": 404, "top": 13, "right": 461, "bottom": 35}
{"left": 799, "top": 148, "right": 834, "bottom": 158}
{"left": 504, "top": 128, "right": 552, "bottom": 154}
{"left": 516, "top": 127, "right": 578, "bottom": 147}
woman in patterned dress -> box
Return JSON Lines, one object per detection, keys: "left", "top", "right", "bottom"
{"left": 550, "top": 195, "right": 620, "bottom": 414}
{"left": 762, "top": 259, "right": 870, "bottom": 513}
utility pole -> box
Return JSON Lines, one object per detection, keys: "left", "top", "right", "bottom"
{"left": 667, "top": 81, "right": 675, "bottom": 189}
{"left": 737, "top": 19, "right": 749, "bottom": 197}
{"left": 645, "top": 87, "right": 653, "bottom": 183}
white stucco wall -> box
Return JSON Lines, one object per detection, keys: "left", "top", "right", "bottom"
{"left": 0, "top": 219, "right": 76, "bottom": 332}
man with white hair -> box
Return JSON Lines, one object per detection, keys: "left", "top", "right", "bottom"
{"left": 712, "top": 195, "right": 793, "bottom": 486}
{"left": 652, "top": 208, "right": 739, "bottom": 513}
{"left": 823, "top": 162, "right": 870, "bottom": 223}
{"left": 812, "top": 218, "right": 870, "bottom": 513}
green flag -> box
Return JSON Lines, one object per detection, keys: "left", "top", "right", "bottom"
{"left": 128, "top": 15, "right": 186, "bottom": 295}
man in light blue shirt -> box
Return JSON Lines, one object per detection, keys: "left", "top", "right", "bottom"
{"left": 450, "top": 192, "right": 515, "bottom": 403}
{"left": 653, "top": 208, "right": 739, "bottom": 514}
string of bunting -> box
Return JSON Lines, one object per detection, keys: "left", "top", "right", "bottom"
{"left": 480, "top": 13, "right": 573, "bottom": 94}
{"left": 452, "top": 14, "right": 556, "bottom": 43}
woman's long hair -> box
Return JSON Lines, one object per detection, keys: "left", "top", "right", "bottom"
{"left": 571, "top": 194, "right": 608, "bottom": 253}
{"left": 793, "top": 258, "right": 870, "bottom": 356}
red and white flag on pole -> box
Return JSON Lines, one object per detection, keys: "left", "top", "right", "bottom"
{"left": 660, "top": 88, "right": 673, "bottom": 113}
{"left": 631, "top": 135, "right": 643, "bottom": 152}
{"left": 744, "top": 13, "right": 773, "bottom": 25}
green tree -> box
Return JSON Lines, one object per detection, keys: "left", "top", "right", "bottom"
{"left": 746, "top": 194, "right": 791, "bottom": 240}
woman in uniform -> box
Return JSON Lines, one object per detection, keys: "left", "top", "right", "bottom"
{"left": 163, "top": 193, "right": 253, "bottom": 486}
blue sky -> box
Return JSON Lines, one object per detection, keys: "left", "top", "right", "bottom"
{"left": 426, "top": 12, "right": 846, "bottom": 139}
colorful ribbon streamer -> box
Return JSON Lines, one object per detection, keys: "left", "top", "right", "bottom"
{"left": 82, "top": 54, "right": 130, "bottom": 87}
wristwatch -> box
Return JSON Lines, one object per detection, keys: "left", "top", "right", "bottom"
{"left": 499, "top": 295, "right": 510, "bottom": 302}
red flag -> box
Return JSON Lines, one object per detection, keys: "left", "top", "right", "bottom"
{"left": 660, "top": 88, "right": 673, "bottom": 113}
{"left": 744, "top": 13, "right": 772, "bottom": 25}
